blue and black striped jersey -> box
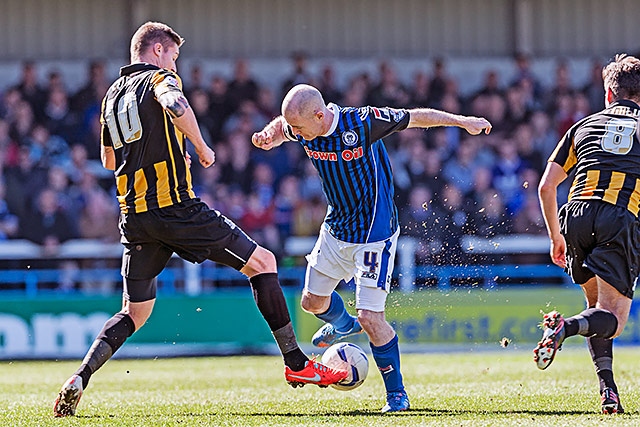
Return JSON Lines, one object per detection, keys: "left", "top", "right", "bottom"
{"left": 284, "top": 104, "right": 409, "bottom": 243}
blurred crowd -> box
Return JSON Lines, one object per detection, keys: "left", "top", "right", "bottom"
{"left": 0, "top": 53, "right": 602, "bottom": 268}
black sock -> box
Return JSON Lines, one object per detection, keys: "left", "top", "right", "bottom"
{"left": 587, "top": 336, "right": 617, "bottom": 393}
{"left": 564, "top": 308, "right": 618, "bottom": 338}
{"left": 273, "top": 323, "right": 308, "bottom": 371}
{"left": 75, "top": 312, "right": 135, "bottom": 389}
{"left": 249, "top": 273, "right": 307, "bottom": 370}
{"left": 249, "top": 273, "right": 291, "bottom": 330}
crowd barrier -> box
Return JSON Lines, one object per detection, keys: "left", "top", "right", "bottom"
{"left": 0, "top": 235, "right": 563, "bottom": 295}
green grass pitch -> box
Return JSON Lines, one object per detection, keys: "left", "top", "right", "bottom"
{"left": 1, "top": 347, "right": 638, "bottom": 426}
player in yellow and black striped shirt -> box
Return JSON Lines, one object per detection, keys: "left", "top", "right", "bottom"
{"left": 534, "top": 54, "right": 640, "bottom": 414}
{"left": 53, "top": 21, "right": 346, "bottom": 418}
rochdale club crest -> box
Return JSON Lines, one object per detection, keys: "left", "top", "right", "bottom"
{"left": 342, "top": 130, "right": 358, "bottom": 146}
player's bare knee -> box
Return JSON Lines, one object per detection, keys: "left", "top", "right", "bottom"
{"left": 248, "top": 246, "right": 277, "bottom": 273}
{"left": 300, "top": 291, "right": 328, "bottom": 314}
{"left": 299, "top": 296, "right": 315, "bottom": 313}
{"left": 125, "top": 311, "right": 150, "bottom": 331}
{"left": 123, "top": 299, "right": 155, "bottom": 330}
{"left": 357, "top": 309, "right": 382, "bottom": 332}
{"left": 612, "top": 316, "right": 628, "bottom": 338}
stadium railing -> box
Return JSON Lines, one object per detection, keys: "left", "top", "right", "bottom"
{"left": 0, "top": 236, "right": 568, "bottom": 295}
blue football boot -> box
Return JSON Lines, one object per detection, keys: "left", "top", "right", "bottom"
{"left": 311, "top": 321, "right": 363, "bottom": 348}
{"left": 381, "top": 391, "right": 410, "bottom": 413}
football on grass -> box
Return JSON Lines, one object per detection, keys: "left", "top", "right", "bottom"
{"left": 321, "top": 342, "right": 369, "bottom": 390}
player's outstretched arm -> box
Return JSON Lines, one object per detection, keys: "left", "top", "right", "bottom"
{"left": 406, "top": 108, "right": 492, "bottom": 135}
{"left": 252, "top": 116, "right": 289, "bottom": 150}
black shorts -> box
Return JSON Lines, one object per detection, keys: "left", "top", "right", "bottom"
{"left": 119, "top": 199, "right": 257, "bottom": 298}
{"left": 559, "top": 200, "right": 640, "bottom": 298}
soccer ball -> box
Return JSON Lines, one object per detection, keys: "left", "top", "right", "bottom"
{"left": 321, "top": 342, "right": 369, "bottom": 391}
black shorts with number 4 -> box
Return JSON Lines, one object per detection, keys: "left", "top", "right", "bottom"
{"left": 559, "top": 200, "right": 640, "bottom": 298}
{"left": 119, "top": 199, "right": 257, "bottom": 300}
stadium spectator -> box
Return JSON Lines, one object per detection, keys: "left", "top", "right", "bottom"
{"left": 510, "top": 52, "right": 543, "bottom": 103}
{"left": 0, "top": 87, "right": 23, "bottom": 121}
{"left": 529, "top": 110, "right": 559, "bottom": 165}
{"left": 503, "top": 83, "right": 533, "bottom": 133}
{"left": 250, "top": 162, "right": 276, "bottom": 208}
{"left": 185, "top": 87, "right": 214, "bottom": 141}
{"left": 341, "top": 72, "right": 370, "bottom": 106}
{"left": 183, "top": 62, "right": 204, "bottom": 99}
{"left": 409, "top": 70, "right": 430, "bottom": 108}
{"left": 3, "top": 145, "right": 48, "bottom": 219}
{"left": 44, "top": 70, "right": 66, "bottom": 97}
{"left": 582, "top": 58, "right": 606, "bottom": 113}
{"left": 392, "top": 131, "right": 431, "bottom": 202}
{"left": 427, "top": 57, "right": 451, "bottom": 108}
{"left": 292, "top": 192, "right": 326, "bottom": 237}
{"left": 205, "top": 74, "right": 231, "bottom": 141}
{"left": 272, "top": 175, "right": 302, "bottom": 243}
{"left": 241, "top": 191, "right": 279, "bottom": 252}
{"left": 280, "top": 50, "right": 313, "bottom": 99}
{"left": 256, "top": 86, "right": 279, "bottom": 121}
{"left": 512, "top": 192, "right": 545, "bottom": 235}
{"left": 222, "top": 99, "right": 268, "bottom": 136}
{"left": 399, "top": 184, "right": 443, "bottom": 265}
{"left": 76, "top": 188, "right": 120, "bottom": 294}
{"left": 0, "top": 118, "right": 19, "bottom": 169}
{"left": 20, "top": 187, "right": 77, "bottom": 246}
{"left": 471, "top": 91, "right": 508, "bottom": 134}
{"left": 45, "top": 166, "right": 79, "bottom": 220}
{"left": 12, "top": 61, "right": 47, "bottom": 122}
{"left": 8, "top": 98, "right": 35, "bottom": 145}
{"left": 43, "top": 86, "right": 80, "bottom": 145}
{"left": 316, "top": 63, "right": 343, "bottom": 105}
{"left": 512, "top": 122, "right": 545, "bottom": 173}
{"left": 468, "top": 188, "right": 511, "bottom": 238}
{"left": 491, "top": 137, "right": 531, "bottom": 216}
{"left": 187, "top": 88, "right": 215, "bottom": 185}
{"left": 442, "top": 139, "right": 482, "bottom": 194}
{"left": 432, "top": 183, "right": 473, "bottom": 265}
{"left": 70, "top": 60, "right": 109, "bottom": 115}
{"left": 217, "top": 131, "right": 254, "bottom": 192}
{"left": 367, "top": 61, "right": 410, "bottom": 108}
{"left": 0, "top": 178, "right": 19, "bottom": 240}
{"left": 472, "top": 69, "right": 504, "bottom": 99}
{"left": 227, "top": 58, "right": 259, "bottom": 112}
{"left": 77, "top": 183, "right": 119, "bottom": 241}
{"left": 26, "top": 124, "right": 71, "bottom": 170}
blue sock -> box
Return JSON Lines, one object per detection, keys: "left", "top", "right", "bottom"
{"left": 316, "top": 291, "right": 356, "bottom": 332}
{"left": 370, "top": 334, "right": 405, "bottom": 393}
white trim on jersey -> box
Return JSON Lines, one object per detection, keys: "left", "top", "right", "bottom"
{"left": 322, "top": 103, "right": 340, "bottom": 136}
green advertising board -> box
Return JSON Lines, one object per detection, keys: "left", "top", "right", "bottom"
{"left": 1, "top": 286, "right": 639, "bottom": 359}
{"left": 0, "top": 290, "right": 292, "bottom": 359}
{"left": 296, "top": 287, "right": 640, "bottom": 346}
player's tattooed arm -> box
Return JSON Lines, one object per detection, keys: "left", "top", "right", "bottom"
{"left": 157, "top": 90, "right": 190, "bottom": 118}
